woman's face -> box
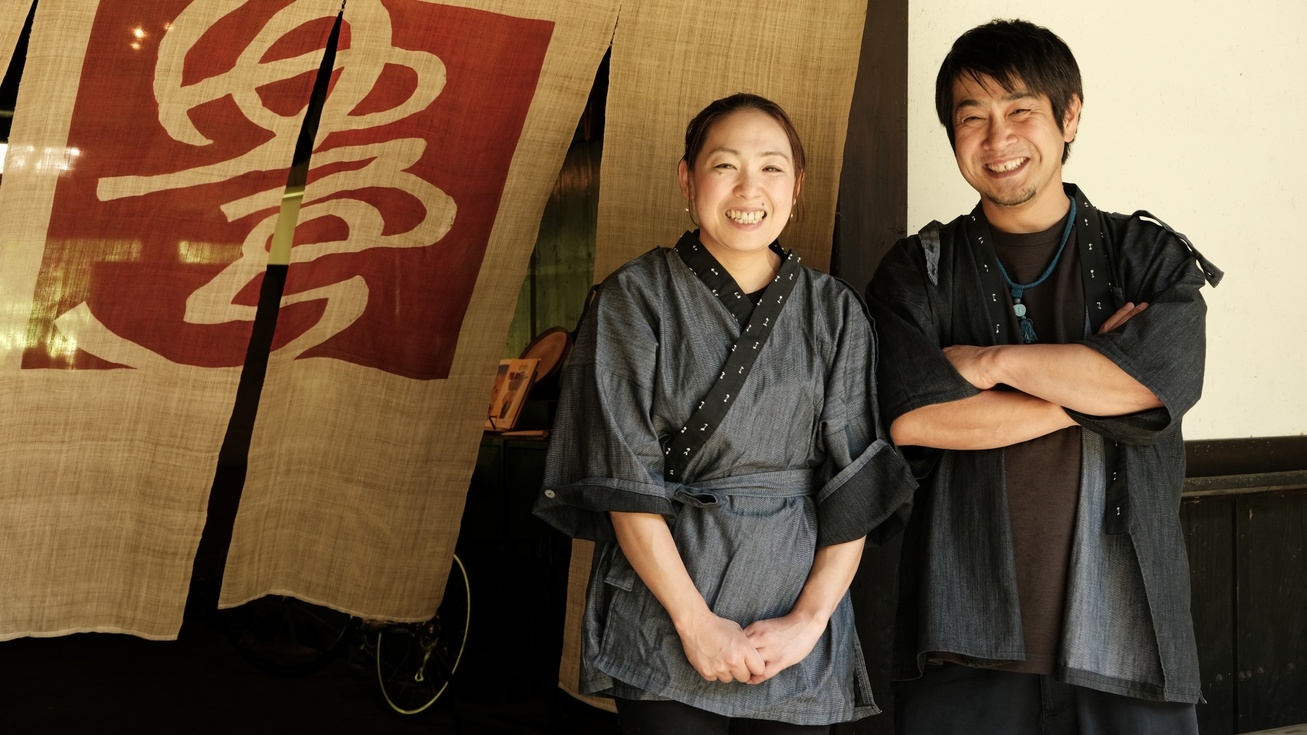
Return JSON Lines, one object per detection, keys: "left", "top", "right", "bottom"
{"left": 678, "top": 109, "right": 801, "bottom": 263}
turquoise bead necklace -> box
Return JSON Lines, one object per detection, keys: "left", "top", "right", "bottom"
{"left": 994, "top": 196, "right": 1077, "bottom": 344}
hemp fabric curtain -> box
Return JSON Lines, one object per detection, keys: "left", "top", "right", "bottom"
{"left": 217, "top": 0, "right": 621, "bottom": 621}
{"left": 0, "top": 0, "right": 339, "bottom": 639}
{"left": 562, "top": 0, "right": 870, "bottom": 706}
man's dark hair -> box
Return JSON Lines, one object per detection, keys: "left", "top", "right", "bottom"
{"left": 935, "top": 19, "right": 1083, "bottom": 163}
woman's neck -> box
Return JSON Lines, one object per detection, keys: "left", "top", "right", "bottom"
{"left": 703, "top": 243, "right": 781, "bottom": 293}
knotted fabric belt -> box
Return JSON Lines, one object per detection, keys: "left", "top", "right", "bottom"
{"left": 667, "top": 469, "right": 815, "bottom": 508}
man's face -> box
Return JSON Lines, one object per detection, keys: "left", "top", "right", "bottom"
{"left": 950, "top": 73, "right": 1080, "bottom": 229}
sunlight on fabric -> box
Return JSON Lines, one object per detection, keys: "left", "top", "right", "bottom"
{"left": 177, "top": 240, "right": 244, "bottom": 265}
{"left": 4, "top": 238, "right": 143, "bottom": 363}
{"left": 0, "top": 300, "right": 31, "bottom": 354}
{"left": 3, "top": 144, "right": 79, "bottom": 174}
{"left": 0, "top": 306, "right": 75, "bottom": 360}
{"left": 47, "top": 329, "right": 77, "bottom": 359}
{"left": 57, "top": 238, "right": 143, "bottom": 262}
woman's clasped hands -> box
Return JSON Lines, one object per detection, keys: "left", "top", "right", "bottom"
{"left": 676, "top": 608, "right": 824, "bottom": 686}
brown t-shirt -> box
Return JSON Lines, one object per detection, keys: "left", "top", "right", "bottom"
{"left": 989, "top": 215, "right": 1083, "bottom": 675}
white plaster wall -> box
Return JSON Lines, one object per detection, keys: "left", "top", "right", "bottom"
{"left": 908, "top": 1, "right": 1307, "bottom": 440}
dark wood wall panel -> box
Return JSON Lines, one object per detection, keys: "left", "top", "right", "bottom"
{"left": 1181, "top": 496, "right": 1236, "bottom": 735}
{"left": 1186, "top": 436, "right": 1307, "bottom": 478}
{"left": 1236, "top": 490, "right": 1307, "bottom": 732}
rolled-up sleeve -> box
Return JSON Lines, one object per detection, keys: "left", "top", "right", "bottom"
{"left": 1071, "top": 221, "right": 1216, "bottom": 446}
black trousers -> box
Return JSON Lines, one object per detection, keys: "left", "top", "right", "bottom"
{"left": 892, "top": 663, "right": 1199, "bottom": 735}
{"left": 615, "top": 698, "right": 831, "bottom": 735}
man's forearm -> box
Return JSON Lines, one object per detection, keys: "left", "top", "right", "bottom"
{"left": 970, "top": 343, "right": 1163, "bottom": 416}
{"left": 890, "top": 389, "right": 1076, "bottom": 450}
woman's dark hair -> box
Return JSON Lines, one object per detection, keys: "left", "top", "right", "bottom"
{"left": 935, "top": 19, "right": 1083, "bottom": 163}
{"left": 682, "top": 93, "right": 807, "bottom": 180}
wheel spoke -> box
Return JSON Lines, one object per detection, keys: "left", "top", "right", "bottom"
{"left": 375, "top": 554, "right": 469, "bottom": 716}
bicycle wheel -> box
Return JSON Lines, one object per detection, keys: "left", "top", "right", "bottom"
{"left": 375, "top": 553, "right": 470, "bottom": 716}
{"left": 222, "top": 595, "right": 354, "bottom": 676}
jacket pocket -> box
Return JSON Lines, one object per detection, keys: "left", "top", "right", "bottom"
{"left": 601, "top": 544, "right": 637, "bottom": 592}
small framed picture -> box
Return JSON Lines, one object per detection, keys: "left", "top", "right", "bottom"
{"left": 485, "top": 358, "right": 539, "bottom": 431}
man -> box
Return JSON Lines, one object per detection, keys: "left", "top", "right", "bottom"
{"left": 866, "top": 19, "right": 1221, "bottom": 735}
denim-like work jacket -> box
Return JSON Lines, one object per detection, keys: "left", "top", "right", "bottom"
{"left": 866, "top": 185, "right": 1221, "bottom": 703}
{"left": 536, "top": 240, "right": 917, "bottom": 724}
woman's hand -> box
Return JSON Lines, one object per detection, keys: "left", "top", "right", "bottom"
{"left": 676, "top": 608, "right": 766, "bottom": 683}
{"left": 742, "top": 611, "right": 826, "bottom": 684}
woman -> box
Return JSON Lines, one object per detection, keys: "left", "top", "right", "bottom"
{"left": 534, "top": 93, "right": 915, "bottom": 733}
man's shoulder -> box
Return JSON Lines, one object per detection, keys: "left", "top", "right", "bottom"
{"left": 1096, "top": 206, "right": 1193, "bottom": 258}
{"left": 897, "top": 211, "right": 971, "bottom": 245}
{"left": 876, "top": 212, "right": 973, "bottom": 288}
{"left": 1098, "top": 206, "right": 1181, "bottom": 237}
{"left": 891, "top": 212, "right": 976, "bottom": 256}
{"left": 1094, "top": 205, "right": 1223, "bottom": 287}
